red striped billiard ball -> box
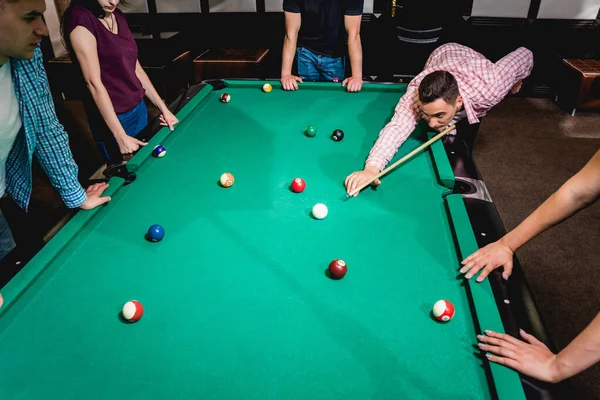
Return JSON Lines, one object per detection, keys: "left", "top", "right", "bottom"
{"left": 329, "top": 259, "right": 347, "bottom": 279}
{"left": 432, "top": 300, "right": 455, "bottom": 322}
{"left": 220, "top": 93, "right": 231, "bottom": 103}
{"left": 291, "top": 178, "right": 306, "bottom": 193}
{"left": 122, "top": 300, "right": 144, "bottom": 322}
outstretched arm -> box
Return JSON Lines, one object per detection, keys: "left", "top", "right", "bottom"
{"left": 480, "top": 312, "right": 600, "bottom": 382}
{"left": 461, "top": 149, "right": 600, "bottom": 281}
{"left": 344, "top": 85, "right": 421, "bottom": 196}
{"left": 31, "top": 48, "right": 111, "bottom": 210}
{"left": 134, "top": 60, "right": 178, "bottom": 130}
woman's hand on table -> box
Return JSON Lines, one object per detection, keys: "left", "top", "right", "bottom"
{"left": 281, "top": 75, "right": 303, "bottom": 91}
{"left": 117, "top": 135, "right": 147, "bottom": 154}
{"left": 160, "top": 109, "right": 179, "bottom": 131}
{"left": 344, "top": 166, "right": 381, "bottom": 196}
{"left": 80, "top": 183, "right": 111, "bottom": 210}
{"left": 460, "top": 239, "right": 514, "bottom": 282}
{"left": 478, "top": 329, "right": 560, "bottom": 383}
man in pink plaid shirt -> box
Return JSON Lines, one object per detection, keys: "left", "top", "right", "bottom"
{"left": 345, "top": 43, "right": 534, "bottom": 195}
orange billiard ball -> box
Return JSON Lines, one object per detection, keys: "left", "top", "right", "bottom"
{"left": 220, "top": 172, "right": 235, "bottom": 188}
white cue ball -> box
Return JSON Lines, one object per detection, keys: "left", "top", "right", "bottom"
{"left": 312, "top": 203, "right": 328, "bottom": 220}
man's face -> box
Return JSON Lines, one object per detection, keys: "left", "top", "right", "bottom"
{"left": 0, "top": 0, "right": 48, "bottom": 65}
{"left": 420, "top": 96, "right": 463, "bottom": 132}
{"left": 97, "top": 0, "right": 120, "bottom": 13}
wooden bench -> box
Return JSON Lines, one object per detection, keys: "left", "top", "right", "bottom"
{"left": 558, "top": 59, "right": 600, "bottom": 116}
{"left": 193, "top": 48, "right": 270, "bottom": 83}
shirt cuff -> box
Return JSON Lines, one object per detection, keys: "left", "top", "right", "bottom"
{"left": 365, "top": 158, "right": 385, "bottom": 172}
{"left": 61, "top": 186, "right": 87, "bottom": 209}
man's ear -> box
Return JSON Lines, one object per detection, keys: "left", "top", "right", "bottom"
{"left": 455, "top": 94, "right": 463, "bottom": 110}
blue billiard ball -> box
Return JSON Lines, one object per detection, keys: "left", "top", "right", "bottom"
{"left": 153, "top": 145, "right": 167, "bottom": 158}
{"left": 147, "top": 224, "right": 165, "bottom": 242}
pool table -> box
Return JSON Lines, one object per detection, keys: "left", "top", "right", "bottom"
{"left": 0, "top": 80, "right": 534, "bottom": 399}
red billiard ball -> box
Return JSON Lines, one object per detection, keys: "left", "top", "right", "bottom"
{"left": 432, "top": 300, "right": 455, "bottom": 322}
{"left": 328, "top": 259, "right": 347, "bottom": 279}
{"left": 333, "top": 78, "right": 339, "bottom": 83}
{"left": 291, "top": 178, "right": 306, "bottom": 193}
{"left": 220, "top": 93, "right": 231, "bottom": 103}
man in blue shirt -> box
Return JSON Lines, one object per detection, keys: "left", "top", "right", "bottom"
{"left": 0, "top": 0, "right": 110, "bottom": 263}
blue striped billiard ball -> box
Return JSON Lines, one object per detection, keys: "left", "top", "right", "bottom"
{"left": 147, "top": 224, "right": 165, "bottom": 242}
{"left": 153, "top": 145, "right": 167, "bottom": 158}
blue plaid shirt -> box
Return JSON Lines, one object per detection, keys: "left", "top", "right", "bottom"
{"left": 7, "top": 47, "right": 85, "bottom": 210}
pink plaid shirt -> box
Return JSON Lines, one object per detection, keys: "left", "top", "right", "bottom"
{"left": 366, "top": 43, "right": 533, "bottom": 171}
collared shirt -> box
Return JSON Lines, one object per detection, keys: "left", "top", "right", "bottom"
{"left": 366, "top": 43, "right": 534, "bottom": 171}
{"left": 6, "top": 47, "right": 85, "bottom": 210}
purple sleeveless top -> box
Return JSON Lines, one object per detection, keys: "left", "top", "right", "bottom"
{"left": 67, "top": 6, "right": 144, "bottom": 113}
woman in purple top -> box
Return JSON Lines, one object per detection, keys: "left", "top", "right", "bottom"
{"left": 61, "top": 0, "right": 178, "bottom": 159}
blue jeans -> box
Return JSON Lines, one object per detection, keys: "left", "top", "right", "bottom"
{"left": 0, "top": 209, "right": 15, "bottom": 261}
{"left": 118, "top": 100, "right": 148, "bottom": 138}
{"left": 296, "top": 47, "right": 345, "bottom": 82}
{"left": 97, "top": 100, "right": 148, "bottom": 161}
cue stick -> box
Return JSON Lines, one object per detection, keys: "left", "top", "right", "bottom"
{"left": 346, "top": 124, "right": 456, "bottom": 198}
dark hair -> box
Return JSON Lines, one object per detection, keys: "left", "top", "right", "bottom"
{"left": 61, "top": 0, "right": 128, "bottom": 52}
{"left": 418, "top": 71, "right": 459, "bottom": 105}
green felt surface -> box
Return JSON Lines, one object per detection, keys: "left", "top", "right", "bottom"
{"left": 0, "top": 81, "right": 524, "bottom": 400}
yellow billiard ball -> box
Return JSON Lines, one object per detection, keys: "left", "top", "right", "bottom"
{"left": 262, "top": 83, "right": 272, "bottom": 93}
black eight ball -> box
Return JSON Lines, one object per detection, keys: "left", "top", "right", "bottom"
{"left": 331, "top": 129, "right": 344, "bottom": 142}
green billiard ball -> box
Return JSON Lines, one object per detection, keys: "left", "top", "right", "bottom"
{"left": 305, "top": 126, "right": 317, "bottom": 137}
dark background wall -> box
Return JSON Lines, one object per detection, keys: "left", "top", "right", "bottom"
{"left": 41, "top": 0, "right": 600, "bottom": 96}
{"left": 113, "top": 0, "right": 600, "bottom": 95}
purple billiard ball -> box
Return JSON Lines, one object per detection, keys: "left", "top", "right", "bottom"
{"left": 153, "top": 145, "right": 167, "bottom": 158}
